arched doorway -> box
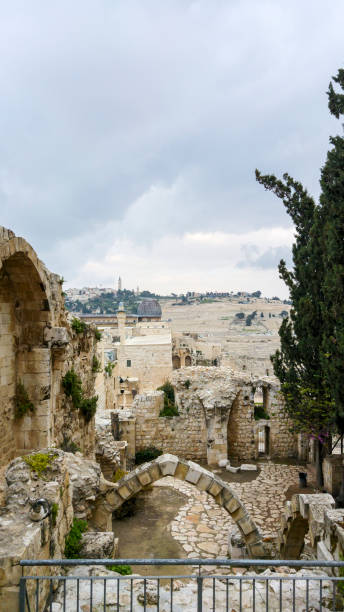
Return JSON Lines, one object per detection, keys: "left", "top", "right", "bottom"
{"left": 185, "top": 355, "right": 192, "bottom": 366}
{"left": 0, "top": 249, "right": 53, "bottom": 465}
{"left": 172, "top": 355, "right": 181, "bottom": 369}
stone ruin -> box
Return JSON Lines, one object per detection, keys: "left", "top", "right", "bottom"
{"left": 117, "top": 366, "right": 298, "bottom": 465}
{"left": 0, "top": 224, "right": 343, "bottom": 610}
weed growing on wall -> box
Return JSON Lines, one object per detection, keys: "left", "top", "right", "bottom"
{"left": 92, "top": 355, "right": 102, "bottom": 373}
{"left": 62, "top": 369, "right": 98, "bottom": 422}
{"left": 51, "top": 503, "right": 59, "bottom": 527}
{"left": 157, "top": 381, "right": 179, "bottom": 417}
{"left": 71, "top": 317, "right": 88, "bottom": 334}
{"left": 64, "top": 518, "right": 88, "bottom": 558}
{"left": 23, "top": 451, "right": 58, "bottom": 478}
{"left": 14, "top": 382, "right": 35, "bottom": 419}
{"left": 94, "top": 328, "right": 102, "bottom": 341}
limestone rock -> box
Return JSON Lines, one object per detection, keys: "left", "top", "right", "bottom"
{"left": 240, "top": 464, "right": 258, "bottom": 471}
{"left": 226, "top": 465, "right": 239, "bottom": 473}
{"left": 79, "top": 532, "right": 116, "bottom": 559}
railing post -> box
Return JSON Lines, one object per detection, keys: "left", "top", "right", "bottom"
{"left": 19, "top": 578, "right": 26, "bottom": 612}
{"left": 197, "top": 576, "right": 203, "bottom": 612}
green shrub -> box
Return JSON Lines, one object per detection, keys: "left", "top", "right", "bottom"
{"left": 235, "top": 312, "right": 245, "bottom": 320}
{"left": 159, "top": 402, "right": 179, "bottom": 417}
{"left": 94, "top": 328, "right": 102, "bottom": 341}
{"left": 254, "top": 404, "right": 270, "bottom": 420}
{"left": 23, "top": 451, "right": 58, "bottom": 478}
{"left": 62, "top": 370, "right": 97, "bottom": 421}
{"left": 71, "top": 318, "right": 87, "bottom": 334}
{"left": 92, "top": 355, "right": 102, "bottom": 373}
{"left": 79, "top": 396, "right": 98, "bottom": 422}
{"left": 104, "top": 362, "right": 115, "bottom": 376}
{"left": 157, "top": 381, "right": 179, "bottom": 417}
{"left": 64, "top": 518, "right": 88, "bottom": 559}
{"left": 14, "top": 383, "right": 35, "bottom": 419}
{"left": 60, "top": 435, "right": 80, "bottom": 454}
{"left": 62, "top": 369, "right": 83, "bottom": 409}
{"left": 183, "top": 379, "right": 191, "bottom": 389}
{"left": 51, "top": 503, "right": 59, "bottom": 527}
{"left": 135, "top": 447, "right": 163, "bottom": 465}
{"left": 108, "top": 564, "right": 132, "bottom": 575}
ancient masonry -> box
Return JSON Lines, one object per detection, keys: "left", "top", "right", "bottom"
{"left": 0, "top": 226, "right": 99, "bottom": 467}
{"left": 118, "top": 366, "right": 297, "bottom": 465}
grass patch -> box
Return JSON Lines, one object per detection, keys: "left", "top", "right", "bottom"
{"left": 108, "top": 565, "right": 132, "bottom": 575}
{"left": 94, "top": 328, "right": 102, "bottom": 341}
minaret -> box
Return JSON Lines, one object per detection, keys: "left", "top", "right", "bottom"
{"left": 118, "top": 276, "right": 122, "bottom": 292}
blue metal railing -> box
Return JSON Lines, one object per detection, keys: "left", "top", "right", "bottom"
{"left": 19, "top": 558, "right": 344, "bottom": 612}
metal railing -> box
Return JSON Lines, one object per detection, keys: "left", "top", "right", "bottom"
{"left": 19, "top": 558, "right": 344, "bottom": 612}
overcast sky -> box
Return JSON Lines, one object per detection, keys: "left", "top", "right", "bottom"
{"left": 1, "top": 1, "right": 343, "bottom": 297}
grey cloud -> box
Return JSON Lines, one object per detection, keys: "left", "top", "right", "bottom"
{"left": 237, "top": 247, "right": 293, "bottom": 270}
{"left": 0, "top": 1, "right": 343, "bottom": 281}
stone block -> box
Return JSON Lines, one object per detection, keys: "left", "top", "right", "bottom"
{"left": 80, "top": 532, "right": 115, "bottom": 559}
{"left": 237, "top": 515, "right": 256, "bottom": 535}
{"left": 155, "top": 454, "right": 178, "bottom": 476}
{"left": 226, "top": 466, "right": 240, "bottom": 473}
{"left": 196, "top": 473, "right": 214, "bottom": 491}
{"left": 185, "top": 462, "right": 204, "bottom": 485}
{"left": 208, "top": 479, "right": 223, "bottom": 497}
{"left": 105, "top": 490, "right": 123, "bottom": 509}
{"left": 117, "top": 484, "right": 132, "bottom": 500}
{"left": 218, "top": 459, "right": 229, "bottom": 468}
{"left": 299, "top": 493, "right": 335, "bottom": 519}
{"left": 137, "top": 470, "right": 152, "bottom": 486}
{"left": 240, "top": 464, "right": 257, "bottom": 471}
{"left": 174, "top": 460, "right": 189, "bottom": 481}
{"left": 224, "top": 496, "right": 241, "bottom": 514}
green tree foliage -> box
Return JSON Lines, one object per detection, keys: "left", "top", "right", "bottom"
{"left": 320, "top": 69, "right": 344, "bottom": 435}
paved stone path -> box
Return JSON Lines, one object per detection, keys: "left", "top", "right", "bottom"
{"left": 154, "top": 462, "right": 308, "bottom": 559}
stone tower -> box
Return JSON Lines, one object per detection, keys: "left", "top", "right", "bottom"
{"left": 118, "top": 276, "right": 122, "bottom": 292}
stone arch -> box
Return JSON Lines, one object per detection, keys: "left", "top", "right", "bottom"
{"left": 172, "top": 355, "right": 181, "bottom": 370}
{"left": 0, "top": 236, "right": 54, "bottom": 465}
{"left": 103, "top": 454, "right": 266, "bottom": 558}
{"left": 184, "top": 355, "right": 192, "bottom": 367}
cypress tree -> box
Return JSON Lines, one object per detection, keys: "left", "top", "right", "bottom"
{"left": 255, "top": 172, "right": 334, "bottom": 485}
{"left": 320, "top": 69, "right": 344, "bottom": 447}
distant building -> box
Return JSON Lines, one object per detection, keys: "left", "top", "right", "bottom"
{"left": 118, "top": 276, "right": 122, "bottom": 292}
{"left": 137, "top": 299, "right": 162, "bottom": 322}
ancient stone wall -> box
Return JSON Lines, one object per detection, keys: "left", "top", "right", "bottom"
{"left": 0, "top": 226, "right": 98, "bottom": 466}
{"left": 133, "top": 391, "right": 208, "bottom": 461}
{"left": 116, "top": 367, "right": 297, "bottom": 465}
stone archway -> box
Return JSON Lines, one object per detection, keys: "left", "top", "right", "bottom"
{"left": 172, "top": 355, "right": 181, "bottom": 370}
{"left": 0, "top": 233, "right": 54, "bottom": 466}
{"left": 101, "top": 453, "right": 266, "bottom": 558}
{"left": 185, "top": 355, "right": 192, "bottom": 367}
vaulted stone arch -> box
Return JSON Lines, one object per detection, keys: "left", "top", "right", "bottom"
{"left": 0, "top": 228, "right": 65, "bottom": 466}
{"left": 102, "top": 453, "right": 266, "bottom": 558}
